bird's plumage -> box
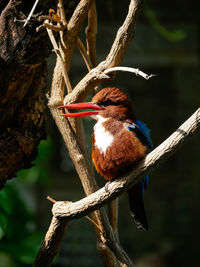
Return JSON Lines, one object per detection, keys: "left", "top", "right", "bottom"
{"left": 92, "top": 117, "right": 148, "bottom": 180}
{"left": 60, "top": 87, "right": 152, "bottom": 231}
{"left": 91, "top": 87, "right": 152, "bottom": 230}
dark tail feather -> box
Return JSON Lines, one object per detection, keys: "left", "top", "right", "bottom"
{"left": 127, "top": 183, "right": 148, "bottom": 231}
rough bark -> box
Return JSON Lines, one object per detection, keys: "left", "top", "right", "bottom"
{"left": 0, "top": 0, "right": 79, "bottom": 188}
{"left": 0, "top": 0, "right": 49, "bottom": 187}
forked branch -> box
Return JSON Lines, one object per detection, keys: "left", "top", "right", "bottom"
{"left": 63, "top": 0, "right": 144, "bottom": 104}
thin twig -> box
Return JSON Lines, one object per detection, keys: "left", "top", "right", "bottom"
{"left": 46, "top": 27, "right": 72, "bottom": 93}
{"left": 47, "top": 196, "right": 56, "bottom": 204}
{"left": 40, "top": 17, "right": 92, "bottom": 72}
{"left": 86, "top": 2, "right": 98, "bottom": 67}
{"left": 42, "top": 21, "right": 66, "bottom": 31}
{"left": 38, "top": 15, "right": 65, "bottom": 26}
{"left": 104, "top": 66, "right": 156, "bottom": 80}
{"left": 76, "top": 38, "right": 93, "bottom": 71}
{"left": 85, "top": 215, "right": 103, "bottom": 233}
{"left": 38, "top": 0, "right": 67, "bottom": 31}
{"left": 23, "top": 0, "right": 40, "bottom": 27}
{"left": 108, "top": 199, "right": 119, "bottom": 234}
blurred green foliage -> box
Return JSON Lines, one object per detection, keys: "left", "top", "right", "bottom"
{"left": 0, "top": 184, "right": 42, "bottom": 266}
{"left": 18, "top": 138, "right": 54, "bottom": 186}
{"left": 144, "top": 4, "right": 186, "bottom": 42}
{"left": 0, "top": 138, "right": 54, "bottom": 266}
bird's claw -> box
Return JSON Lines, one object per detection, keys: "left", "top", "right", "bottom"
{"left": 105, "top": 181, "right": 111, "bottom": 192}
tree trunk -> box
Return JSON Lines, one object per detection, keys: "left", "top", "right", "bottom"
{"left": 0, "top": 0, "right": 80, "bottom": 188}
{"left": 0, "top": 0, "right": 48, "bottom": 188}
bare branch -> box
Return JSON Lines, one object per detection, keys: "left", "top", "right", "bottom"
{"left": 38, "top": 0, "right": 68, "bottom": 32}
{"left": 40, "top": 21, "right": 66, "bottom": 32}
{"left": 76, "top": 38, "right": 93, "bottom": 71}
{"left": 108, "top": 199, "right": 119, "bottom": 234}
{"left": 52, "top": 108, "right": 200, "bottom": 219}
{"left": 46, "top": 28, "right": 72, "bottom": 92}
{"left": 34, "top": 216, "right": 69, "bottom": 267}
{"left": 67, "top": 0, "right": 95, "bottom": 37}
{"left": 86, "top": 2, "right": 98, "bottom": 67}
{"left": 105, "top": 0, "right": 144, "bottom": 67}
{"left": 23, "top": 0, "right": 40, "bottom": 27}
{"left": 58, "top": 0, "right": 67, "bottom": 23}
{"left": 104, "top": 66, "right": 156, "bottom": 80}
{"left": 47, "top": 196, "right": 57, "bottom": 204}
{"left": 85, "top": 215, "right": 104, "bottom": 233}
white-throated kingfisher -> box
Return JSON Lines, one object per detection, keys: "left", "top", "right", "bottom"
{"left": 59, "top": 87, "right": 152, "bottom": 231}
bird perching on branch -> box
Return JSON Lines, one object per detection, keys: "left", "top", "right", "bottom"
{"left": 59, "top": 87, "right": 152, "bottom": 231}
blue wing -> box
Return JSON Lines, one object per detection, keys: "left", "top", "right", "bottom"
{"left": 125, "top": 120, "right": 152, "bottom": 230}
{"left": 125, "top": 120, "right": 153, "bottom": 153}
{"left": 125, "top": 120, "right": 152, "bottom": 193}
{"left": 135, "top": 120, "right": 153, "bottom": 152}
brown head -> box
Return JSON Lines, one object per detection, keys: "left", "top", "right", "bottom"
{"left": 59, "top": 87, "right": 136, "bottom": 121}
{"left": 92, "top": 87, "right": 135, "bottom": 121}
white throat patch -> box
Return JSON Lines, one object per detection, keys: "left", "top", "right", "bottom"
{"left": 94, "top": 116, "right": 114, "bottom": 154}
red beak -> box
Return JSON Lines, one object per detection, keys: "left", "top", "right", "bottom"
{"left": 59, "top": 102, "right": 104, "bottom": 118}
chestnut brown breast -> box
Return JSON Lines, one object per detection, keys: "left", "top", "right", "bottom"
{"left": 92, "top": 117, "right": 147, "bottom": 181}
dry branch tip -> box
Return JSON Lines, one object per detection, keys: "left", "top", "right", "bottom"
{"left": 104, "top": 67, "right": 157, "bottom": 80}
{"left": 47, "top": 196, "right": 57, "bottom": 203}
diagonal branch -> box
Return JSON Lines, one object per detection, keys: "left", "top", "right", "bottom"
{"left": 52, "top": 108, "right": 200, "bottom": 219}
{"left": 33, "top": 217, "right": 69, "bottom": 266}
{"left": 86, "top": 2, "right": 98, "bottom": 67}
{"left": 67, "top": 0, "right": 95, "bottom": 39}
{"left": 105, "top": 0, "right": 144, "bottom": 68}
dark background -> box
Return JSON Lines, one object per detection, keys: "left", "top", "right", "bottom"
{"left": 0, "top": 0, "right": 199, "bottom": 266}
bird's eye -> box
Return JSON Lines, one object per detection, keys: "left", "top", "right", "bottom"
{"left": 102, "top": 100, "right": 114, "bottom": 106}
{"left": 101, "top": 100, "right": 124, "bottom": 107}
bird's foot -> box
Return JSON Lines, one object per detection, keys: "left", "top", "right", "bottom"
{"left": 105, "top": 181, "right": 111, "bottom": 192}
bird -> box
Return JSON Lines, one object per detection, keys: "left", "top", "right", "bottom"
{"left": 59, "top": 87, "right": 152, "bottom": 231}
